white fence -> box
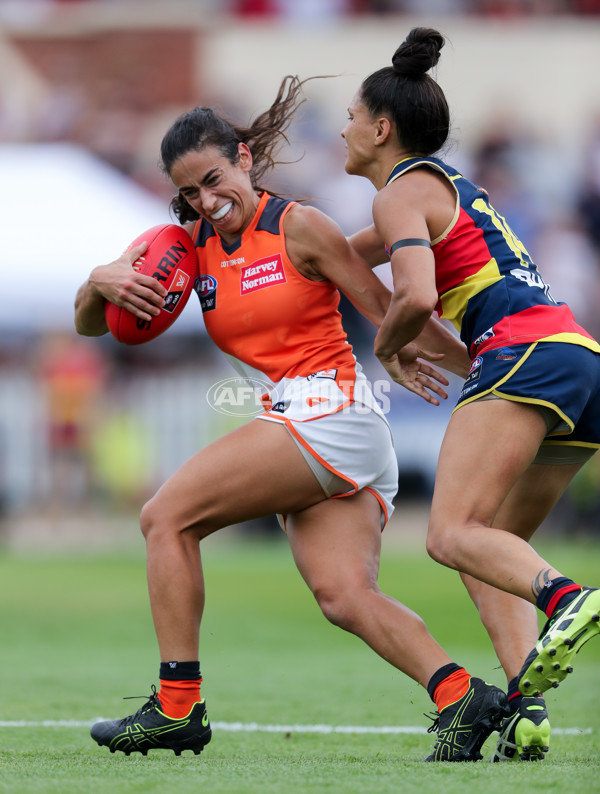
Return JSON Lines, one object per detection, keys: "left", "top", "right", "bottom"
{"left": 0, "top": 369, "right": 236, "bottom": 511}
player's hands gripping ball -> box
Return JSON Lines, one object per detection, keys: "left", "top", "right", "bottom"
{"left": 105, "top": 224, "right": 197, "bottom": 344}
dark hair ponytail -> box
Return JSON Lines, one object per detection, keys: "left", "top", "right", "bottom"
{"left": 361, "top": 27, "right": 450, "bottom": 155}
{"left": 160, "top": 75, "right": 309, "bottom": 223}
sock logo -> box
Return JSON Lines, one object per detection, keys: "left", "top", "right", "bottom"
{"left": 169, "top": 662, "right": 177, "bottom": 668}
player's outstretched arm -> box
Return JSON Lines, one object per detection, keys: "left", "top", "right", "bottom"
{"left": 413, "top": 318, "right": 470, "bottom": 379}
{"left": 283, "top": 204, "right": 449, "bottom": 404}
{"left": 347, "top": 224, "right": 387, "bottom": 268}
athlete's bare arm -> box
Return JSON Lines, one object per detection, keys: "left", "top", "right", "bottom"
{"left": 346, "top": 209, "right": 469, "bottom": 379}
{"left": 369, "top": 172, "right": 459, "bottom": 384}
{"left": 75, "top": 223, "right": 199, "bottom": 336}
{"left": 283, "top": 203, "right": 391, "bottom": 327}
{"left": 283, "top": 203, "right": 450, "bottom": 405}
{"left": 347, "top": 224, "right": 387, "bottom": 268}
{"left": 413, "top": 321, "right": 470, "bottom": 379}
{"left": 74, "top": 241, "right": 168, "bottom": 336}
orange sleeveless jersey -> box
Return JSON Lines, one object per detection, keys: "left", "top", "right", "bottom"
{"left": 192, "top": 192, "right": 358, "bottom": 388}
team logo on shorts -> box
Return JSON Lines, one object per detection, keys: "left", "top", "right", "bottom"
{"left": 495, "top": 347, "right": 517, "bottom": 360}
{"left": 195, "top": 274, "right": 217, "bottom": 312}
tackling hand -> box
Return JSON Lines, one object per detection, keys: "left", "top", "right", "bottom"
{"left": 378, "top": 343, "right": 449, "bottom": 405}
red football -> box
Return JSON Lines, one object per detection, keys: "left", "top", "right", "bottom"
{"left": 105, "top": 224, "right": 197, "bottom": 344}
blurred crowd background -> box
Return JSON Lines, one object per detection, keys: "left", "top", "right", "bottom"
{"left": 2, "top": 0, "right": 600, "bottom": 545}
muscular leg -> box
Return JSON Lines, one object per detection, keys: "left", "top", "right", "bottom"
{"left": 140, "top": 418, "right": 327, "bottom": 661}
{"left": 287, "top": 489, "right": 453, "bottom": 686}
{"left": 427, "top": 399, "right": 572, "bottom": 601}
{"left": 460, "top": 462, "right": 583, "bottom": 680}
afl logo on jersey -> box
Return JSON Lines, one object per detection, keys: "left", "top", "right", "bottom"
{"left": 195, "top": 274, "right": 217, "bottom": 312}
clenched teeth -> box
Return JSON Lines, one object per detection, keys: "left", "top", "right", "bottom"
{"left": 211, "top": 202, "right": 233, "bottom": 221}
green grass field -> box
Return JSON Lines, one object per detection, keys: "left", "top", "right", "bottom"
{"left": 0, "top": 523, "right": 599, "bottom": 793}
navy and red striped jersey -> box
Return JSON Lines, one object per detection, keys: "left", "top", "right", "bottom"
{"left": 386, "top": 157, "right": 600, "bottom": 359}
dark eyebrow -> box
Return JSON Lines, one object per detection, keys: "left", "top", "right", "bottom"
{"left": 201, "top": 168, "right": 220, "bottom": 184}
{"left": 180, "top": 167, "right": 221, "bottom": 192}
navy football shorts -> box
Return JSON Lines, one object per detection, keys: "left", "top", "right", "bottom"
{"left": 455, "top": 341, "right": 600, "bottom": 464}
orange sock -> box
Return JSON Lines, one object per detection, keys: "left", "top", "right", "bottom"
{"left": 432, "top": 668, "right": 472, "bottom": 712}
{"left": 158, "top": 677, "right": 202, "bottom": 718}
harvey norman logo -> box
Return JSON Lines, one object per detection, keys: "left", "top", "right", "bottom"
{"left": 240, "top": 254, "right": 287, "bottom": 295}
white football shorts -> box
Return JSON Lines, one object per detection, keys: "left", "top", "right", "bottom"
{"left": 258, "top": 371, "right": 398, "bottom": 527}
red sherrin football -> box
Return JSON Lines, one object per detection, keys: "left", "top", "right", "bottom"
{"left": 105, "top": 224, "right": 197, "bottom": 344}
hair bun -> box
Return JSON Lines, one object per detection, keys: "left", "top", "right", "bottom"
{"left": 392, "top": 27, "right": 445, "bottom": 79}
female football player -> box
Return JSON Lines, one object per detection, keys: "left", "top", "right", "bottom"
{"left": 75, "top": 74, "right": 508, "bottom": 762}
{"left": 343, "top": 26, "right": 600, "bottom": 762}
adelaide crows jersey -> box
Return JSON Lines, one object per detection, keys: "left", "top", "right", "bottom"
{"left": 387, "top": 157, "right": 600, "bottom": 359}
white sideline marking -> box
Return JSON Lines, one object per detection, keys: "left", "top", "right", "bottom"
{"left": 0, "top": 720, "right": 592, "bottom": 735}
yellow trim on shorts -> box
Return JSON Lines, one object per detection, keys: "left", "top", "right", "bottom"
{"left": 453, "top": 341, "right": 575, "bottom": 433}
{"left": 491, "top": 392, "right": 574, "bottom": 434}
{"left": 540, "top": 439, "right": 600, "bottom": 449}
{"left": 453, "top": 342, "right": 537, "bottom": 412}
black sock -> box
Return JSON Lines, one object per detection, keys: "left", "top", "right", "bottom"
{"left": 507, "top": 676, "right": 521, "bottom": 709}
{"left": 159, "top": 661, "right": 201, "bottom": 681}
{"left": 535, "top": 576, "right": 581, "bottom": 617}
